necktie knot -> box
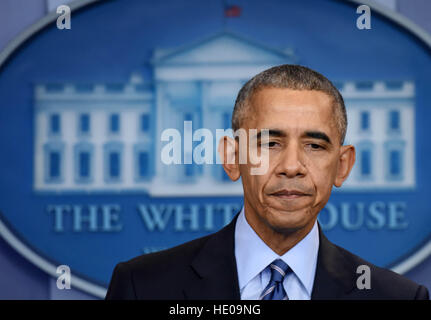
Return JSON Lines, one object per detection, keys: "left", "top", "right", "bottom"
{"left": 260, "top": 259, "right": 291, "bottom": 300}
{"left": 270, "top": 259, "right": 290, "bottom": 283}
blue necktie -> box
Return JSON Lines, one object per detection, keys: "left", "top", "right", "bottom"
{"left": 260, "top": 259, "right": 290, "bottom": 300}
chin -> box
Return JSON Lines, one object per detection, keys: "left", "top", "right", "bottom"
{"left": 264, "top": 207, "right": 312, "bottom": 233}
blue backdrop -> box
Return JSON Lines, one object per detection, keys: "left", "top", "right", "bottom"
{"left": 0, "top": 0, "right": 430, "bottom": 298}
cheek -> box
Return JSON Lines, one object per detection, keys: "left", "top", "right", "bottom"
{"left": 240, "top": 166, "right": 262, "bottom": 192}
{"left": 241, "top": 166, "right": 272, "bottom": 198}
{"left": 308, "top": 158, "right": 338, "bottom": 195}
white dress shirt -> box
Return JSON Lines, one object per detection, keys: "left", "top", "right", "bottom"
{"left": 234, "top": 206, "right": 319, "bottom": 300}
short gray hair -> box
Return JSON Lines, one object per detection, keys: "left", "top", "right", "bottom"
{"left": 232, "top": 64, "right": 347, "bottom": 145}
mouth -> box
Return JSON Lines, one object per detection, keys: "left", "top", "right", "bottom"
{"left": 269, "top": 189, "right": 310, "bottom": 199}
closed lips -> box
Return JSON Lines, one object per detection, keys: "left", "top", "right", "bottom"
{"left": 271, "top": 190, "right": 309, "bottom": 196}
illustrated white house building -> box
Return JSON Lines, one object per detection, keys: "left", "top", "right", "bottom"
{"left": 339, "top": 80, "right": 415, "bottom": 190}
{"left": 33, "top": 32, "right": 415, "bottom": 195}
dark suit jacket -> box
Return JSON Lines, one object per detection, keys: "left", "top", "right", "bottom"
{"left": 105, "top": 214, "right": 429, "bottom": 300}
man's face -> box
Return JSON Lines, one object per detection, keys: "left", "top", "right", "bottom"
{"left": 234, "top": 87, "right": 354, "bottom": 235}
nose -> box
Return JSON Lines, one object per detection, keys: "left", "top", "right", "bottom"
{"left": 275, "top": 141, "right": 307, "bottom": 178}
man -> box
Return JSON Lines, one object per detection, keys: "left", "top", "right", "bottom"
{"left": 105, "top": 65, "right": 429, "bottom": 300}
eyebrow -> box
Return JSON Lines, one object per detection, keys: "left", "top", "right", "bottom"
{"left": 254, "top": 129, "right": 332, "bottom": 145}
{"left": 303, "top": 131, "right": 332, "bottom": 145}
{"left": 255, "top": 129, "right": 286, "bottom": 140}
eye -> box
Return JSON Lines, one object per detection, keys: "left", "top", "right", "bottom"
{"left": 307, "top": 143, "right": 324, "bottom": 150}
{"left": 261, "top": 141, "right": 280, "bottom": 148}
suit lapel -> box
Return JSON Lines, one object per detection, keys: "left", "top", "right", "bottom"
{"left": 183, "top": 214, "right": 241, "bottom": 300}
{"left": 182, "top": 216, "right": 357, "bottom": 300}
{"left": 311, "top": 224, "right": 356, "bottom": 299}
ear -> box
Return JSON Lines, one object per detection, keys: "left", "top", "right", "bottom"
{"left": 334, "top": 144, "right": 356, "bottom": 188}
{"left": 218, "top": 136, "right": 241, "bottom": 181}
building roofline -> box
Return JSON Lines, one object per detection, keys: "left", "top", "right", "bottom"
{"left": 150, "top": 30, "right": 297, "bottom": 65}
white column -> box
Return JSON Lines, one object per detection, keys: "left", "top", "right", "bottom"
{"left": 92, "top": 109, "right": 105, "bottom": 188}
{"left": 154, "top": 83, "right": 166, "bottom": 185}
{"left": 200, "top": 81, "right": 214, "bottom": 183}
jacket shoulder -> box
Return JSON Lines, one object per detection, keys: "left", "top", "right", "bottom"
{"left": 333, "top": 242, "right": 429, "bottom": 300}
{"left": 126, "top": 233, "right": 211, "bottom": 271}
{"left": 105, "top": 232, "right": 212, "bottom": 299}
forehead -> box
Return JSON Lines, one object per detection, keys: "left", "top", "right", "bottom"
{"left": 247, "top": 88, "right": 337, "bottom": 135}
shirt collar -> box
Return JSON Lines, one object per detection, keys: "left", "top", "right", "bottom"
{"left": 234, "top": 206, "right": 319, "bottom": 296}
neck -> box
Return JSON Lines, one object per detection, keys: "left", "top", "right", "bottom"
{"left": 243, "top": 205, "right": 316, "bottom": 256}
